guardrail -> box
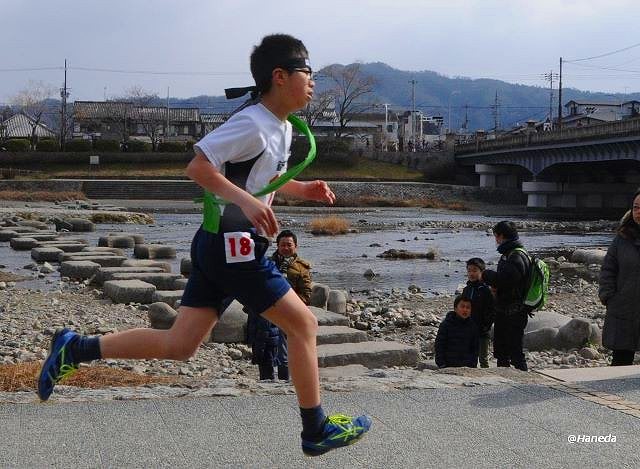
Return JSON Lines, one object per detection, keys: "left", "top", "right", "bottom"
{"left": 455, "top": 117, "right": 640, "bottom": 155}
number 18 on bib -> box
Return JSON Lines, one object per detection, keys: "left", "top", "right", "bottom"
{"left": 224, "top": 232, "right": 256, "bottom": 263}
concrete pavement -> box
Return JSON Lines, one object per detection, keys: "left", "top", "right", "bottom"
{"left": 2, "top": 378, "right": 640, "bottom": 468}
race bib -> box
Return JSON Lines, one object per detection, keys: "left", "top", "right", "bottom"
{"left": 224, "top": 232, "right": 255, "bottom": 263}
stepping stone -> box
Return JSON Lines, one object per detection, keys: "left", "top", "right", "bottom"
{"left": 63, "top": 255, "right": 126, "bottom": 267}
{"left": 180, "top": 258, "right": 191, "bottom": 276}
{"left": 152, "top": 290, "right": 184, "bottom": 308}
{"left": 106, "top": 232, "right": 145, "bottom": 244}
{"left": 108, "top": 272, "right": 182, "bottom": 290}
{"left": 0, "top": 230, "right": 19, "bottom": 242}
{"left": 309, "top": 306, "right": 349, "bottom": 326}
{"left": 94, "top": 267, "right": 166, "bottom": 286}
{"left": 316, "top": 341, "right": 419, "bottom": 368}
{"left": 31, "top": 247, "right": 64, "bottom": 262}
{"left": 59, "top": 251, "right": 123, "bottom": 262}
{"left": 316, "top": 326, "right": 368, "bottom": 345}
{"left": 26, "top": 233, "right": 59, "bottom": 241}
{"left": 174, "top": 277, "right": 188, "bottom": 290}
{"left": 34, "top": 243, "right": 86, "bottom": 253}
{"left": 98, "top": 236, "right": 135, "bottom": 249}
{"left": 81, "top": 247, "right": 126, "bottom": 256}
{"left": 104, "top": 279, "right": 156, "bottom": 304}
{"left": 10, "top": 237, "right": 38, "bottom": 250}
{"left": 134, "top": 244, "right": 177, "bottom": 259}
{"left": 59, "top": 261, "right": 101, "bottom": 279}
{"left": 37, "top": 239, "right": 87, "bottom": 246}
{"left": 121, "top": 259, "right": 172, "bottom": 273}
{"left": 65, "top": 218, "right": 95, "bottom": 232}
{"left": 17, "top": 220, "right": 50, "bottom": 230}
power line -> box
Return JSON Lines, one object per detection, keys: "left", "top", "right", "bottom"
{"left": 566, "top": 41, "right": 640, "bottom": 63}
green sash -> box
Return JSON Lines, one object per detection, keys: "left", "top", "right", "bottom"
{"left": 196, "top": 114, "right": 316, "bottom": 234}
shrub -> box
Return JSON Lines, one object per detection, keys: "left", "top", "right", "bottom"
{"left": 185, "top": 140, "right": 195, "bottom": 151}
{"left": 127, "top": 140, "right": 152, "bottom": 152}
{"left": 93, "top": 139, "right": 120, "bottom": 152}
{"left": 290, "top": 137, "right": 355, "bottom": 167}
{"left": 4, "top": 139, "right": 30, "bottom": 152}
{"left": 309, "top": 216, "right": 351, "bottom": 235}
{"left": 157, "top": 141, "right": 186, "bottom": 152}
{"left": 36, "top": 139, "right": 59, "bottom": 152}
{"left": 65, "top": 139, "right": 92, "bottom": 151}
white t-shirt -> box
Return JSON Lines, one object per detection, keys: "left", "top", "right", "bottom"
{"left": 194, "top": 103, "right": 292, "bottom": 212}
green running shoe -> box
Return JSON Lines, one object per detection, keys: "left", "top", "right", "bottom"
{"left": 37, "top": 328, "right": 80, "bottom": 401}
{"left": 302, "top": 413, "right": 372, "bottom": 456}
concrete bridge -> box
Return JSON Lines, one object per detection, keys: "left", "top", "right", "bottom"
{"left": 455, "top": 118, "right": 640, "bottom": 210}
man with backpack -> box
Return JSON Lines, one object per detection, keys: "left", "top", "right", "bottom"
{"left": 482, "top": 221, "right": 531, "bottom": 371}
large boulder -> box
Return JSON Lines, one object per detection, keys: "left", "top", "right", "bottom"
{"left": 310, "top": 283, "right": 330, "bottom": 309}
{"left": 148, "top": 302, "right": 178, "bottom": 329}
{"left": 525, "top": 311, "right": 571, "bottom": 333}
{"left": 571, "top": 249, "right": 607, "bottom": 266}
{"left": 557, "top": 318, "right": 592, "bottom": 349}
{"left": 327, "top": 290, "right": 347, "bottom": 315}
{"left": 65, "top": 218, "right": 96, "bottom": 232}
{"left": 523, "top": 327, "right": 559, "bottom": 352}
{"left": 210, "top": 300, "right": 247, "bottom": 343}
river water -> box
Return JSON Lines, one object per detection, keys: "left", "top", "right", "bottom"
{"left": 4, "top": 207, "right": 614, "bottom": 294}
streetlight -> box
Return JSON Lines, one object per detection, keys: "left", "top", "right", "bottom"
{"left": 448, "top": 90, "right": 460, "bottom": 133}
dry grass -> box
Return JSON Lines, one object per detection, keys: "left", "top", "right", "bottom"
{"left": 0, "top": 190, "right": 86, "bottom": 202}
{"left": 0, "top": 362, "right": 178, "bottom": 392}
{"left": 309, "top": 216, "right": 351, "bottom": 235}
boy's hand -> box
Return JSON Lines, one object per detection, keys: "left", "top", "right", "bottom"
{"left": 239, "top": 196, "right": 279, "bottom": 237}
{"left": 303, "top": 180, "right": 336, "bottom": 204}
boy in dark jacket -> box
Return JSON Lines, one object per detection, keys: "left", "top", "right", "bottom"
{"left": 462, "top": 258, "right": 494, "bottom": 368}
{"left": 435, "top": 295, "right": 479, "bottom": 368}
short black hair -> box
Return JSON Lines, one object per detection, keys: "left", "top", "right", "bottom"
{"left": 492, "top": 220, "right": 518, "bottom": 240}
{"left": 466, "top": 257, "right": 486, "bottom": 271}
{"left": 250, "top": 34, "right": 308, "bottom": 94}
{"left": 276, "top": 229, "right": 297, "bottom": 246}
{"left": 453, "top": 294, "right": 472, "bottom": 309}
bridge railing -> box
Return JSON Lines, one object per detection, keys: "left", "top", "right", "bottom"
{"left": 455, "top": 117, "right": 640, "bottom": 155}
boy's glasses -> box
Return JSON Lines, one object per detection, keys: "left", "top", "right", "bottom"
{"left": 290, "top": 67, "right": 314, "bottom": 79}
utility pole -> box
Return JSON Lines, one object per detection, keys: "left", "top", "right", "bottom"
{"left": 59, "top": 59, "right": 69, "bottom": 151}
{"left": 557, "top": 57, "right": 563, "bottom": 132}
{"left": 166, "top": 87, "right": 170, "bottom": 139}
{"left": 408, "top": 79, "right": 417, "bottom": 142}
{"left": 543, "top": 70, "right": 558, "bottom": 123}
{"left": 462, "top": 104, "right": 469, "bottom": 131}
{"left": 491, "top": 91, "right": 500, "bottom": 132}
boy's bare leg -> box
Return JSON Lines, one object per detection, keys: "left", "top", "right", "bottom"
{"left": 100, "top": 306, "right": 218, "bottom": 360}
{"left": 262, "top": 290, "right": 320, "bottom": 408}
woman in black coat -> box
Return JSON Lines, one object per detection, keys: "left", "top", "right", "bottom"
{"left": 599, "top": 189, "right": 640, "bottom": 366}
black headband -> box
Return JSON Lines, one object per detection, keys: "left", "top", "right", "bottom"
{"left": 224, "top": 57, "right": 311, "bottom": 100}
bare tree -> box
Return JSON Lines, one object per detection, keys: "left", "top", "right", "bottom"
{"left": 123, "top": 86, "right": 165, "bottom": 150}
{"left": 321, "top": 63, "right": 376, "bottom": 137}
{"left": 10, "top": 80, "right": 56, "bottom": 147}
{"left": 300, "top": 90, "right": 335, "bottom": 127}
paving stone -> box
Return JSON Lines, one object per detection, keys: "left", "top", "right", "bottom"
{"left": 152, "top": 290, "right": 184, "bottom": 308}
{"left": 133, "top": 244, "right": 177, "bottom": 259}
{"left": 31, "top": 247, "right": 64, "bottom": 262}
{"left": 59, "top": 261, "right": 102, "bottom": 279}
{"left": 316, "top": 341, "right": 419, "bottom": 368}
{"left": 94, "top": 267, "right": 166, "bottom": 285}
{"left": 316, "top": 326, "right": 368, "bottom": 345}
{"left": 103, "top": 279, "right": 156, "bottom": 304}
{"left": 108, "top": 272, "right": 182, "bottom": 290}
{"left": 121, "top": 259, "right": 172, "bottom": 272}
{"left": 9, "top": 237, "right": 38, "bottom": 250}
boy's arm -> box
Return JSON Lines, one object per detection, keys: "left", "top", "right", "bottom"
{"left": 279, "top": 179, "right": 336, "bottom": 204}
{"left": 434, "top": 321, "right": 447, "bottom": 368}
{"left": 186, "top": 150, "right": 279, "bottom": 236}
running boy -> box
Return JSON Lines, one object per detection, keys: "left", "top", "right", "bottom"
{"left": 38, "top": 34, "right": 370, "bottom": 457}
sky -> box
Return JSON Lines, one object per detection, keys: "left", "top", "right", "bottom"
{"left": 2, "top": 0, "right": 640, "bottom": 104}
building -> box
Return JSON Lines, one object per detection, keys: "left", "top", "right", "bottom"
{"left": 0, "top": 113, "right": 56, "bottom": 140}
{"left": 562, "top": 100, "right": 640, "bottom": 127}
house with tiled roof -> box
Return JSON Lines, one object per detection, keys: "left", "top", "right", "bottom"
{"left": 0, "top": 113, "right": 56, "bottom": 140}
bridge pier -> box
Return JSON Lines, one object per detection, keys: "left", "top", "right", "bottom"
{"left": 522, "top": 182, "right": 635, "bottom": 210}
{"left": 475, "top": 164, "right": 519, "bottom": 189}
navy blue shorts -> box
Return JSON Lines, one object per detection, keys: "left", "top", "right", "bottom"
{"left": 180, "top": 226, "right": 291, "bottom": 316}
